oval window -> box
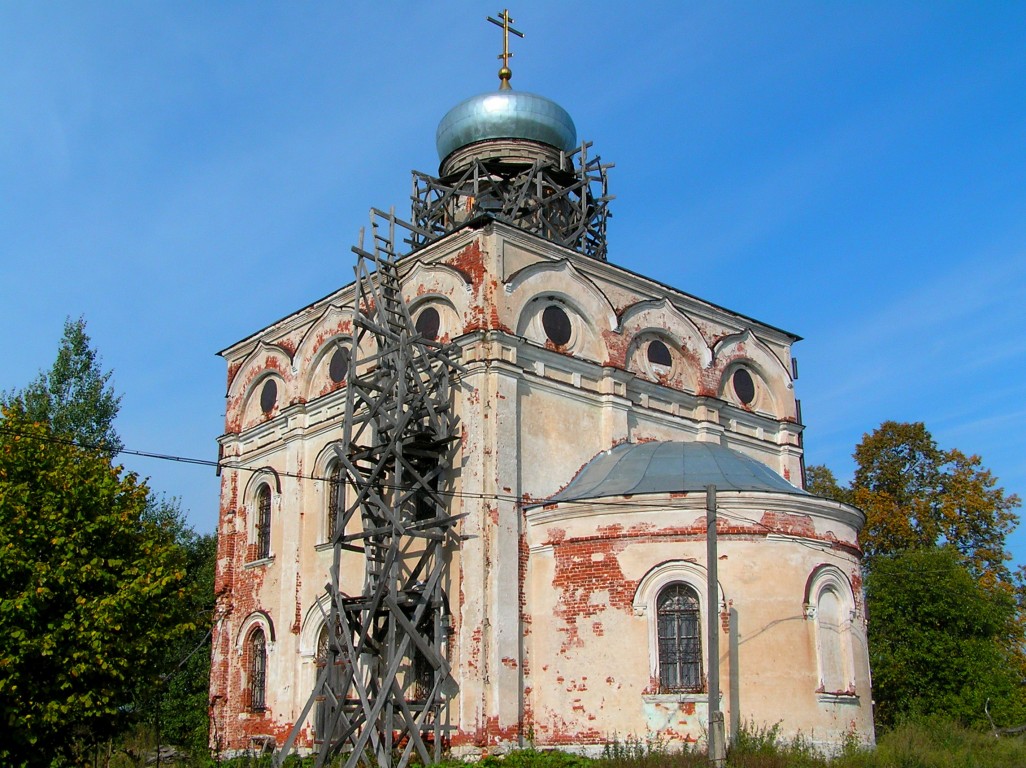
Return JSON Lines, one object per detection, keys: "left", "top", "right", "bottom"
{"left": 647, "top": 339, "right": 672, "bottom": 367}
{"left": 260, "top": 378, "right": 278, "bottom": 414}
{"left": 542, "top": 305, "right": 572, "bottom": 346}
{"left": 328, "top": 347, "right": 350, "bottom": 384}
{"left": 415, "top": 307, "right": 440, "bottom": 341}
{"left": 732, "top": 368, "right": 755, "bottom": 406}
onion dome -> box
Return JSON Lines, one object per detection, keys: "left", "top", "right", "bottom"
{"left": 435, "top": 89, "right": 577, "bottom": 164}
{"left": 543, "top": 441, "right": 807, "bottom": 504}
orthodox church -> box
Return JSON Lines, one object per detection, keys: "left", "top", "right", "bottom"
{"left": 210, "top": 27, "right": 874, "bottom": 759}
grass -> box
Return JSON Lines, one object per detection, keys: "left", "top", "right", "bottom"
{"left": 99, "top": 718, "right": 1026, "bottom": 768}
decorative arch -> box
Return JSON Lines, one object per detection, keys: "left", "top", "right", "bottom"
{"left": 228, "top": 340, "right": 294, "bottom": 400}
{"left": 313, "top": 443, "right": 347, "bottom": 544}
{"left": 507, "top": 261, "right": 617, "bottom": 361}
{"left": 619, "top": 298, "right": 713, "bottom": 369}
{"left": 633, "top": 560, "right": 726, "bottom": 694}
{"left": 295, "top": 303, "right": 353, "bottom": 364}
{"left": 401, "top": 261, "right": 471, "bottom": 309}
{"left": 244, "top": 465, "right": 282, "bottom": 496}
{"left": 803, "top": 564, "right": 857, "bottom": 695}
{"left": 236, "top": 609, "right": 277, "bottom": 651}
{"left": 303, "top": 334, "right": 353, "bottom": 402}
{"left": 507, "top": 259, "right": 617, "bottom": 328}
{"left": 243, "top": 467, "right": 280, "bottom": 562}
{"left": 408, "top": 294, "right": 461, "bottom": 345}
{"left": 712, "top": 329, "right": 792, "bottom": 416}
{"left": 299, "top": 593, "right": 336, "bottom": 659}
{"left": 231, "top": 341, "right": 293, "bottom": 430}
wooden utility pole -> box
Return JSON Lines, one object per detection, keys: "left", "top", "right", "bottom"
{"left": 706, "top": 485, "right": 726, "bottom": 767}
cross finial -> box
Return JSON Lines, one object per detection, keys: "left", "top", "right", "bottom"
{"left": 487, "top": 9, "right": 524, "bottom": 90}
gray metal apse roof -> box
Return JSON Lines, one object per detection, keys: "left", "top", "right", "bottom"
{"left": 546, "top": 441, "right": 808, "bottom": 503}
{"left": 436, "top": 89, "right": 577, "bottom": 161}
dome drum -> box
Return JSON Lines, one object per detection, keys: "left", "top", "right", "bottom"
{"left": 439, "top": 137, "right": 571, "bottom": 178}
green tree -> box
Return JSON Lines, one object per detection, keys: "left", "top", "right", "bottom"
{"left": 158, "top": 531, "right": 216, "bottom": 751}
{"left": 805, "top": 464, "right": 846, "bottom": 503}
{"left": 810, "top": 421, "right": 1026, "bottom": 731}
{"left": 137, "top": 500, "right": 217, "bottom": 754}
{"left": 4, "top": 317, "right": 122, "bottom": 456}
{"left": 867, "top": 547, "right": 1026, "bottom": 729}
{"left": 0, "top": 409, "right": 192, "bottom": 767}
{"left": 809, "top": 421, "right": 1020, "bottom": 583}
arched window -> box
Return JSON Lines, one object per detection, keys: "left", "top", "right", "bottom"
{"left": 315, "top": 623, "right": 330, "bottom": 667}
{"left": 255, "top": 484, "right": 272, "bottom": 560}
{"left": 248, "top": 628, "right": 267, "bottom": 712}
{"left": 657, "top": 583, "right": 703, "bottom": 692}
{"left": 326, "top": 460, "right": 343, "bottom": 542}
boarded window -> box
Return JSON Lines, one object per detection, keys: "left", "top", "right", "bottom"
{"left": 249, "top": 628, "right": 267, "bottom": 711}
{"left": 657, "top": 583, "right": 703, "bottom": 692}
{"left": 255, "top": 484, "right": 271, "bottom": 560}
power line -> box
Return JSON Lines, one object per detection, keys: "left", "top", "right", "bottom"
{"left": 0, "top": 424, "right": 828, "bottom": 519}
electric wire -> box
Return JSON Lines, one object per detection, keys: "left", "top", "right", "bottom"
{"left": 0, "top": 425, "right": 838, "bottom": 525}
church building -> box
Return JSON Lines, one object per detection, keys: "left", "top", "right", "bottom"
{"left": 210, "top": 32, "right": 874, "bottom": 758}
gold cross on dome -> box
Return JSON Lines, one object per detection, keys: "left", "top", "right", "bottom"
{"left": 487, "top": 9, "right": 524, "bottom": 89}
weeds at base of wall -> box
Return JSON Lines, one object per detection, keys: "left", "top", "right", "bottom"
{"left": 101, "top": 718, "right": 1026, "bottom": 768}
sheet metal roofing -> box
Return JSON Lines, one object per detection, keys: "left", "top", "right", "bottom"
{"left": 545, "top": 441, "right": 807, "bottom": 503}
{"left": 436, "top": 90, "right": 577, "bottom": 161}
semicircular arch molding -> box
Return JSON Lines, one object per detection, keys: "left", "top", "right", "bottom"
{"left": 713, "top": 330, "right": 792, "bottom": 415}
{"left": 803, "top": 564, "right": 857, "bottom": 619}
{"left": 632, "top": 559, "right": 726, "bottom": 618}
{"left": 236, "top": 610, "right": 276, "bottom": 654}
{"left": 298, "top": 594, "right": 335, "bottom": 658}
{"left": 242, "top": 465, "right": 282, "bottom": 498}
{"left": 619, "top": 299, "right": 713, "bottom": 367}
{"left": 402, "top": 261, "right": 472, "bottom": 317}
{"left": 229, "top": 341, "right": 294, "bottom": 400}
{"left": 294, "top": 303, "right": 354, "bottom": 371}
{"left": 303, "top": 333, "right": 354, "bottom": 403}
{"left": 509, "top": 262, "right": 616, "bottom": 362}
{"left": 507, "top": 259, "right": 618, "bottom": 332}
{"left": 408, "top": 293, "right": 461, "bottom": 345}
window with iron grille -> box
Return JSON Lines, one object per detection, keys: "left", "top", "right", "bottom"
{"left": 315, "top": 623, "right": 329, "bottom": 667}
{"left": 249, "top": 628, "right": 267, "bottom": 711}
{"left": 657, "top": 583, "right": 703, "bottom": 692}
{"left": 255, "top": 484, "right": 271, "bottom": 560}
{"left": 327, "top": 460, "right": 343, "bottom": 541}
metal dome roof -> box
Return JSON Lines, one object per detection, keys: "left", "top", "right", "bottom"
{"left": 546, "top": 441, "right": 807, "bottom": 503}
{"left": 436, "top": 89, "right": 577, "bottom": 162}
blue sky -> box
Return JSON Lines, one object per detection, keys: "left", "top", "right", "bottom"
{"left": 2, "top": 3, "right": 1024, "bottom": 560}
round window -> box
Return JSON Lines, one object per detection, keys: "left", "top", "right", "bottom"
{"left": 260, "top": 378, "right": 278, "bottom": 414}
{"left": 732, "top": 368, "right": 756, "bottom": 406}
{"left": 647, "top": 339, "right": 672, "bottom": 367}
{"left": 542, "top": 305, "right": 572, "bottom": 346}
{"left": 328, "top": 347, "right": 350, "bottom": 384}
{"left": 415, "top": 307, "right": 440, "bottom": 341}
